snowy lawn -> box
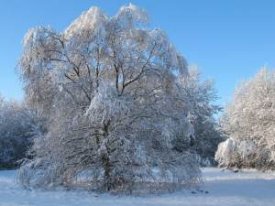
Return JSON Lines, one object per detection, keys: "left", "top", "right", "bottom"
{"left": 0, "top": 168, "right": 275, "bottom": 206}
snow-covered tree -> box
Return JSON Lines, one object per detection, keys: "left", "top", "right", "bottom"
{"left": 0, "top": 97, "right": 39, "bottom": 169}
{"left": 178, "top": 68, "right": 222, "bottom": 165}
{"left": 18, "top": 4, "right": 204, "bottom": 193}
{"left": 215, "top": 68, "right": 275, "bottom": 170}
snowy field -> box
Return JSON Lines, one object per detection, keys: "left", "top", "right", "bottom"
{"left": 1, "top": 168, "right": 275, "bottom": 206}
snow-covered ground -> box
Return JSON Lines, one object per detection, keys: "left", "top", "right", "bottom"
{"left": 1, "top": 168, "right": 275, "bottom": 206}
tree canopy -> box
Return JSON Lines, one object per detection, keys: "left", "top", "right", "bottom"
{"left": 216, "top": 68, "right": 275, "bottom": 170}
{"left": 18, "top": 4, "right": 208, "bottom": 193}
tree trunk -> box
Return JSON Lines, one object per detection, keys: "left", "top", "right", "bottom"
{"left": 102, "top": 153, "right": 112, "bottom": 191}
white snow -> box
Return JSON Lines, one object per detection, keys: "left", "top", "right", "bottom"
{"left": 1, "top": 168, "right": 275, "bottom": 206}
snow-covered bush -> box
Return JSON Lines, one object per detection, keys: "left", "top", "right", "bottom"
{"left": 215, "top": 138, "right": 257, "bottom": 168}
{"left": 215, "top": 69, "right": 275, "bottom": 170}
{"left": 17, "top": 4, "right": 219, "bottom": 193}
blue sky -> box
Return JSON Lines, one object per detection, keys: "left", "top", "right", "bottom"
{"left": 0, "top": 0, "right": 275, "bottom": 106}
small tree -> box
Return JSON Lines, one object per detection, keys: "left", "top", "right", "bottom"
{"left": 215, "top": 68, "right": 275, "bottom": 170}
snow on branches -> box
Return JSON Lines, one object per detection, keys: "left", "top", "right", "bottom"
{"left": 17, "top": 4, "right": 221, "bottom": 193}
{"left": 216, "top": 68, "right": 275, "bottom": 170}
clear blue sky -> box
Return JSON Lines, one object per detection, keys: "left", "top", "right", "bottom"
{"left": 1, "top": 0, "right": 275, "bottom": 106}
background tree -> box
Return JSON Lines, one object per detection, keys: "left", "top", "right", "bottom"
{"left": 215, "top": 68, "right": 275, "bottom": 170}
{"left": 0, "top": 96, "right": 40, "bottom": 169}
{"left": 178, "top": 67, "right": 222, "bottom": 165}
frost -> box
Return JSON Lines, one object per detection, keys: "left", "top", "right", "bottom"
{"left": 65, "top": 7, "right": 107, "bottom": 39}
{"left": 216, "top": 68, "right": 275, "bottom": 169}
{"left": 17, "top": 4, "right": 221, "bottom": 193}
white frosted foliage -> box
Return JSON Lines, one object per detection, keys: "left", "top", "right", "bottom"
{"left": 216, "top": 68, "right": 275, "bottom": 169}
